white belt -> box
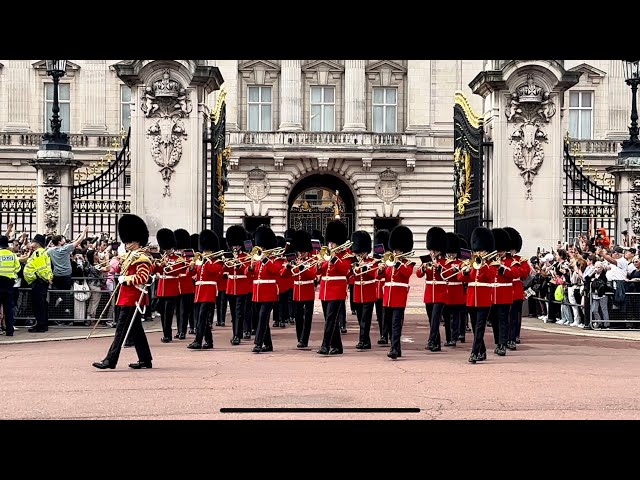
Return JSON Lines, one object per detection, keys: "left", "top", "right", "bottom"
{"left": 159, "top": 275, "right": 178, "bottom": 279}
{"left": 493, "top": 283, "right": 513, "bottom": 287}
{"left": 513, "top": 279, "right": 521, "bottom": 282}
{"left": 228, "top": 275, "right": 247, "bottom": 279}
{"left": 425, "top": 280, "right": 448, "bottom": 285}
{"left": 322, "top": 276, "right": 347, "bottom": 281}
{"left": 447, "top": 282, "right": 463, "bottom": 285}
{"left": 470, "top": 282, "right": 492, "bottom": 287}
{"left": 385, "top": 282, "right": 409, "bottom": 288}
{"left": 355, "top": 280, "right": 376, "bottom": 285}
{"left": 195, "top": 281, "right": 217, "bottom": 286}
{"left": 255, "top": 279, "right": 276, "bottom": 284}
{"left": 294, "top": 280, "right": 314, "bottom": 285}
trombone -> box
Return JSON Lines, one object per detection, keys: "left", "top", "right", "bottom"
{"left": 169, "top": 250, "right": 227, "bottom": 274}
{"left": 224, "top": 245, "right": 287, "bottom": 268}
{"left": 378, "top": 250, "right": 417, "bottom": 267}
{"left": 453, "top": 250, "right": 499, "bottom": 276}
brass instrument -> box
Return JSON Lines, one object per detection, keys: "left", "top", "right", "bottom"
{"left": 163, "top": 255, "right": 187, "bottom": 274}
{"left": 289, "top": 251, "right": 321, "bottom": 275}
{"left": 250, "top": 245, "right": 287, "bottom": 262}
{"left": 325, "top": 240, "right": 353, "bottom": 260}
{"left": 381, "top": 250, "right": 417, "bottom": 267}
{"left": 457, "top": 250, "right": 499, "bottom": 273}
{"left": 169, "top": 250, "right": 227, "bottom": 274}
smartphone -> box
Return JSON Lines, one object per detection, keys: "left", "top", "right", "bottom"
{"left": 373, "top": 243, "right": 385, "bottom": 258}
{"left": 311, "top": 239, "right": 321, "bottom": 253}
{"left": 243, "top": 239, "right": 253, "bottom": 252}
{"left": 460, "top": 248, "right": 472, "bottom": 260}
{"left": 420, "top": 254, "right": 432, "bottom": 264}
{"left": 182, "top": 248, "right": 195, "bottom": 258}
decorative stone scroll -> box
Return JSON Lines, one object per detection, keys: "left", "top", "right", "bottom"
{"left": 43, "top": 187, "right": 59, "bottom": 234}
{"left": 631, "top": 176, "right": 640, "bottom": 235}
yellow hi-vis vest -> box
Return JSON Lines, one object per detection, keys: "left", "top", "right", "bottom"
{"left": 23, "top": 247, "right": 53, "bottom": 285}
{"left": 0, "top": 248, "right": 20, "bottom": 280}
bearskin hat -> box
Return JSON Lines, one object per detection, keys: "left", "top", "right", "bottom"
{"left": 375, "top": 229, "right": 391, "bottom": 252}
{"left": 199, "top": 229, "right": 219, "bottom": 252}
{"left": 351, "top": 230, "right": 372, "bottom": 254}
{"left": 426, "top": 226, "right": 448, "bottom": 252}
{"left": 174, "top": 228, "right": 191, "bottom": 250}
{"left": 226, "top": 224, "right": 247, "bottom": 248}
{"left": 292, "top": 230, "right": 313, "bottom": 253}
{"left": 118, "top": 214, "right": 149, "bottom": 246}
{"left": 503, "top": 226, "right": 523, "bottom": 252}
{"left": 389, "top": 225, "right": 414, "bottom": 253}
{"left": 190, "top": 233, "right": 200, "bottom": 252}
{"left": 254, "top": 225, "right": 276, "bottom": 250}
{"left": 456, "top": 233, "right": 469, "bottom": 250}
{"left": 156, "top": 228, "right": 176, "bottom": 251}
{"left": 471, "top": 227, "right": 495, "bottom": 252}
{"left": 276, "top": 235, "right": 286, "bottom": 249}
{"left": 492, "top": 228, "right": 511, "bottom": 252}
{"left": 325, "top": 220, "right": 348, "bottom": 245}
{"left": 311, "top": 229, "right": 324, "bottom": 245}
{"left": 285, "top": 228, "right": 296, "bottom": 241}
{"left": 445, "top": 232, "right": 461, "bottom": 256}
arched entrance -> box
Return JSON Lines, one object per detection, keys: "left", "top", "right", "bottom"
{"left": 288, "top": 174, "right": 355, "bottom": 242}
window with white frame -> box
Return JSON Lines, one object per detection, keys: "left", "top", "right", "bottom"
{"left": 372, "top": 87, "right": 397, "bottom": 133}
{"left": 120, "top": 85, "right": 131, "bottom": 132}
{"left": 44, "top": 83, "right": 70, "bottom": 133}
{"left": 310, "top": 86, "right": 335, "bottom": 131}
{"left": 568, "top": 91, "right": 593, "bottom": 140}
{"left": 248, "top": 86, "right": 272, "bottom": 131}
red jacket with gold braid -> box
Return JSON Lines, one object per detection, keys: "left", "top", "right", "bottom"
{"left": 244, "top": 257, "right": 284, "bottom": 303}
{"left": 155, "top": 251, "right": 181, "bottom": 297}
{"left": 415, "top": 255, "right": 448, "bottom": 304}
{"left": 225, "top": 250, "right": 251, "bottom": 295}
{"left": 280, "top": 256, "right": 317, "bottom": 302}
{"left": 317, "top": 251, "right": 352, "bottom": 301}
{"left": 174, "top": 250, "right": 195, "bottom": 295}
{"left": 379, "top": 258, "right": 414, "bottom": 308}
{"left": 491, "top": 257, "right": 519, "bottom": 305}
{"left": 375, "top": 256, "right": 385, "bottom": 300}
{"left": 457, "top": 263, "right": 493, "bottom": 308}
{"left": 276, "top": 256, "right": 293, "bottom": 294}
{"left": 116, "top": 250, "right": 152, "bottom": 307}
{"left": 193, "top": 257, "right": 226, "bottom": 303}
{"left": 351, "top": 257, "right": 377, "bottom": 304}
{"left": 442, "top": 257, "right": 466, "bottom": 305}
{"left": 508, "top": 254, "right": 530, "bottom": 301}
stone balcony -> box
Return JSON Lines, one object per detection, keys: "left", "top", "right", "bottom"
{"left": 568, "top": 138, "right": 623, "bottom": 157}
{"left": 0, "top": 132, "right": 124, "bottom": 150}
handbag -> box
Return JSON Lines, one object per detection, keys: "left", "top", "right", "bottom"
{"left": 73, "top": 280, "right": 91, "bottom": 302}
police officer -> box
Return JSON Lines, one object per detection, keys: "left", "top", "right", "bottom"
{"left": 23, "top": 233, "right": 54, "bottom": 332}
{"left": 0, "top": 235, "right": 20, "bottom": 336}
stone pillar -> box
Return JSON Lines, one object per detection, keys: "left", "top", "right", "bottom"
{"left": 81, "top": 60, "right": 108, "bottom": 134}
{"left": 3, "top": 60, "right": 31, "bottom": 132}
{"left": 217, "top": 60, "right": 238, "bottom": 131}
{"left": 29, "top": 151, "right": 83, "bottom": 236}
{"left": 278, "top": 60, "right": 302, "bottom": 132}
{"left": 406, "top": 60, "right": 430, "bottom": 132}
{"left": 342, "top": 60, "right": 366, "bottom": 132}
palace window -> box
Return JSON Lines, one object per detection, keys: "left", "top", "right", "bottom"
{"left": 120, "top": 85, "right": 131, "bottom": 132}
{"left": 44, "top": 83, "right": 70, "bottom": 133}
{"left": 310, "top": 86, "right": 335, "bottom": 131}
{"left": 568, "top": 91, "right": 593, "bottom": 140}
{"left": 248, "top": 86, "right": 272, "bottom": 131}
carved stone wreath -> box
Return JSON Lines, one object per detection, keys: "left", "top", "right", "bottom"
{"left": 43, "top": 187, "right": 59, "bottom": 234}
{"left": 243, "top": 168, "right": 270, "bottom": 201}
{"left": 375, "top": 168, "right": 401, "bottom": 203}
{"left": 631, "top": 176, "right": 640, "bottom": 235}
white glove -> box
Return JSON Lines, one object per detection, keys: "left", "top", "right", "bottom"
{"left": 118, "top": 275, "right": 126, "bottom": 284}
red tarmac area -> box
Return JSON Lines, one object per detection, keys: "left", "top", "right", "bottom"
{"left": 2, "top": 314, "right": 640, "bottom": 420}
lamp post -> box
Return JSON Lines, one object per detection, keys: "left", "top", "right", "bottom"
{"left": 41, "top": 59, "right": 71, "bottom": 151}
{"left": 620, "top": 60, "right": 640, "bottom": 161}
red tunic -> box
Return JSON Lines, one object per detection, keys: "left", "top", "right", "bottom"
{"left": 281, "top": 260, "right": 317, "bottom": 302}
{"left": 155, "top": 251, "right": 181, "bottom": 297}
{"left": 225, "top": 252, "right": 251, "bottom": 295}
{"left": 194, "top": 258, "right": 225, "bottom": 303}
{"left": 245, "top": 257, "right": 284, "bottom": 303}
{"left": 352, "top": 257, "right": 378, "bottom": 304}
{"left": 443, "top": 257, "right": 465, "bottom": 305}
{"left": 317, "top": 251, "right": 352, "bottom": 301}
{"left": 490, "top": 257, "right": 519, "bottom": 305}
{"left": 116, "top": 250, "right": 152, "bottom": 307}
{"left": 379, "top": 259, "right": 414, "bottom": 308}
{"left": 509, "top": 254, "right": 531, "bottom": 301}
{"left": 457, "top": 264, "right": 493, "bottom": 308}
{"left": 415, "top": 256, "right": 448, "bottom": 304}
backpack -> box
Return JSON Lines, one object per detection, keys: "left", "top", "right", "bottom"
{"left": 554, "top": 284, "right": 564, "bottom": 302}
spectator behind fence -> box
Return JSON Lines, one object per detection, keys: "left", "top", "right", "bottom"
{"left": 85, "top": 250, "right": 108, "bottom": 321}
{"left": 600, "top": 246, "right": 629, "bottom": 311}
{"left": 47, "top": 226, "right": 89, "bottom": 313}
{"left": 23, "top": 233, "right": 53, "bottom": 332}
{"left": 0, "top": 235, "right": 21, "bottom": 336}
{"left": 590, "top": 261, "right": 610, "bottom": 328}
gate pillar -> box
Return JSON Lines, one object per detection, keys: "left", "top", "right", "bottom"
{"left": 608, "top": 161, "right": 640, "bottom": 246}
{"left": 469, "top": 61, "right": 580, "bottom": 255}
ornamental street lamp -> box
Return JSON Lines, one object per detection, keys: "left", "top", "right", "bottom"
{"left": 41, "top": 59, "right": 71, "bottom": 151}
{"left": 619, "top": 59, "right": 640, "bottom": 161}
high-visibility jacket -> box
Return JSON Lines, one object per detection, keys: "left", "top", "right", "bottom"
{"left": 0, "top": 248, "right": 20, "bottom": 281}
{"left": 23, "top": 247, "right": 53, "bottom": 285}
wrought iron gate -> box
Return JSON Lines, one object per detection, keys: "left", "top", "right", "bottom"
{"left": 453, "top": 92, "right": 484, "bottom": 243}
{"left": 289, "top": 206, "right": 354, "bottom": 242}
{"left": 71, "top": 128, "right": 131, "bottom": 241}
{"left": 0, "top": 186, "right": 36, "bottom": 238}
{"left": 563, "top": 137, "right": 618, "bottom": 245}
{"left": 203, "top": 91, "right": 228, "bottom": 239}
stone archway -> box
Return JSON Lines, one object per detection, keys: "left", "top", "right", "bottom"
{"left": 287, "top": 173, "right": 356, "bottom": 241}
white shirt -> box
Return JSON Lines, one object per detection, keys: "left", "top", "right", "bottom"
{"left": 606, "top": 257, "right": 628, "bottom": 281}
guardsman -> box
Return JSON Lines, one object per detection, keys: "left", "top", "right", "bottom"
{"left": 173, "top": 228, "right": 196, "bottom": 338}
{"left": 316, "top": 220, "right": 352, "bottom": 356}
{"left": 272, "top": 235, "right": 291, "bottom": 329}
{"left": 188, "top": 229, "right": 225, "bottom": 350}
{"left": 378, "top": 225, "right": 415, "bottom": 360}
{"left": 374, "top": 229, "right": 391, "bottom": 345}
{"left": 503, "top": 226, "right": 530, "bottom": 348}
{"left": 440, "top": 232, "right": 466, "bottom": 347}
{"left": 23, "top": 233, "right": 53, "bottom": 332}
{"left": 0, "top": 235, "right": 21, "bottom": 336}
{"left": 93, "top": 214, "right": 154, "bottom": 370}
{"left": 458, "top": 227, "right": 495, "bottom": 364}
{"left": 155, "top": 228, "right": 180, "bottom": 342}
{"left": 350, "top": 230, "right": 377, "bottom": 350}
{"left": 225, "top": 224, "right": 251, "bottom": 345}
{"left": 416, "top": 226, "right": 448, "bottom": 352}
{"left": 245, "top": 225, "right": 283, "bottom": 353}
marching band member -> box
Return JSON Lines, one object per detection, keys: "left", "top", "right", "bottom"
{"left": 316, "top": 220, "right": 352, "bottom": 356}
{"left": 155, "top": 228, "right": 180, "bottom": 343}
{"left": 441, "top": 232, "right": 466, "bottom": 347}
{"left": 503, "top": 226, "right": 530, "bottom": 348}
{"left": 188, "top": 229, "right": 225, "bottom": 350}
{"left": 350, "top": 230, "right": 377, "bottom": 350}
{"left": 245, "top": 225, "right": 283, "bottom": 353}
{"left": 488, "top": 228, "right": 519, "bottom": 357}
{"left": 272, "top": 235, "right": 291, "bottom": 329}
{"left": 456, "top": 234, "right": 471, "bottom": 340}
{"left": 284, "top": 228, "right": 297, "bottom": 325}
{"left": 174, "top": 228, "right": 195, "bottom": 338}
{"left": 374, "top": 229, "right": 390, "bottom": 345}
{"left": 458, "top": 227, "right": 495, "bottom": 364}
{"left": 225, "top": 224, "right": 251, "bottom": 345}
{"left": 93, "top": 214, "right": 153, "bottom": 370}
{"left": 416, "top": 226, "right": 448, "bottom": 352}
{"left": 378, "top": 225, "right": 415, "bottom": 360}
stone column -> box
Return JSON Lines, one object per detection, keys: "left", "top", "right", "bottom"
{"left": 608, "top": 60, "right": 629, "bottom": 138}
{"left": 342, "top": 60, "right": 366, "bottom": 132}
{"left": 3, "top": 60, "right": 31, "bottom": 132}
{"left": 217, "top": 60, "right": 238, "bottom": 131}
{"left": 29, "top": 151, "right": 83, "bottom": 235}
{"left": 406, "top": 60, "right": 430, "bottom": 132}
{"left": 278, "top": 60, "right": 302, "bottom": 132}
{"left": 81, "top": 60, "right": 108, "bottom": 134}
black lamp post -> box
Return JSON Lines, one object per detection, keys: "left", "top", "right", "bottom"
{"left": 620, "top": 60, "right": 640, "bottom": 161}
{"left": 42, "top": 59, "right": 71, "bottom": 151}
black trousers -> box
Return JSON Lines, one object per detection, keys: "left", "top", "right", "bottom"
{"left": 384, "top": 306, "right": 406, "bottom": 354}
{"left": 287, "top": 289, "right": 295, "bottom": 321}
{"left": 193, "top": 302, "right": 214, "bottom": 345}
{"left": 546, "top": 286, "right": 560, "bottom": 321}
{"left": 443, "top": 304, "right": 465, "bottom": 341}
{"left": 0, "top": 288, "right": 15, "bottom": 335}
{"left": 375, "top": 298, "right": 384, "bottom": 338}
{"left": 489, "top": 303, "right": 511, "bottom": 346}
{"left": 354, "top": 301, "right": 374, "bottom": 345}
{"left": 254, "top": 301, "right": 273, "bottom": 348}
{"left": 426, "top": 302, "right": 445, "bottom": 346}
{"left": 508, "top": 299, "right": 524, "bottom": 342}
{"left": 272, "top": 290, "right": 289, "bottom": 324}
{"left": 176, "top": 293, "right": 194, "bottom": 334}
{"left": 338, "top": 300, "right": 347, "bottom": 330}
{"left": 104, "top": 305, "right": 152, "bottom": 366}
{"left": 348, "top": 284, "right": 356, "bottom": 313}
{"left": 160, "top": 296, "right": 177, "bottom": 339}
{"left": 469, "top": 306, "right": 490, "bottom": 356}
{"left": 227, "top": 293, "right": 246, "bottom": 339}
{"left": 381, "top": 300, "right": 393, "bottom": 340}
{"left": 244, "top": 292, "right": 253, "bottom": 333}
{"left": 216, "top": 291, "right": 227, "bottom": 326}
{"left": 321, "top": 300, "right": 343, "bottom": 350}
{"left": 295, "top": 299, "right": 314, "bottom": 345}
{"left": 31, "top": 280, "right": 49, "bottom": 329}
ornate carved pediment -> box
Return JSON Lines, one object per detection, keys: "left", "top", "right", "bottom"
{"left": 366, "top": 60, "right": 407, "bottom": 74}
{"left": 239, "top": 60, "right": 280, "bottom": 84}
{"left": 568, "top": 63, "right": 606, "bottom": 85}
{"left": 302, "top": 60, "right": 344, "bottom": 73}
{"left": 238, "top": 60, "right": 281, "bottom": 72}
{"left": 32, "top": 60, "right": 81, "bottom": 78}
{"left": 366, "top": 60, "right": 406, "bottom": 86}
